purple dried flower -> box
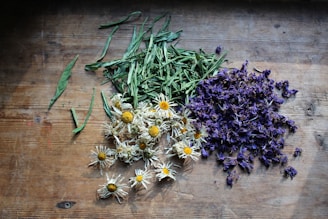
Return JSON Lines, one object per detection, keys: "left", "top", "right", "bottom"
{"left": 223, "top": 157, "right": 238, "bottom": 171}
{"left": 284, "top": 166, "right": 298, "bottom": 179}
{"left": 293, "top": 147, "right": 302, "bottom": 157}
{"left": 282, "top": 89, "right": 298, "bottom": 98}
{"left": 276, "top": 80, "right": 298, "bottom": 98}
{"left": 248, "top": 154, "right": 254, "bottom": 163}
{"left": 215, "top": 46, "right": 223, "bottom": 55}
{"left": 286, "top": 119, "right": 298, "bottom": 133}
{"left": 226, "top": 175, "right": 233, "bottom": 187}
{"left": 275, "top": 81, "right": 284, "bottom": 90}
{"left": 280, "top": 154, "right": 288, "bottom": 166}
{"left": 216, "top": 152, "right": 225, "bottom": 162}
{"left": 259, "top": 155, "right": 271, "bottom": 168}
{"left": 226, "top": 170, "right": 239, "bottom": 187}
{"left": 187, "top": 60, "right": 299, "bottom": 184}
{"left": 201, "top": 147, "right": 209, "bottom": 158}
{"left": 238, "top": 160, "right": 253, "bottom": 173}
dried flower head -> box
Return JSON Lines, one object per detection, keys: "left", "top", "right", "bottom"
{"left": 113, "top": 135, "right": 141, "bottom": 164}
{"left": 154, "top": 161, "right": 177, "bottom": 181}
{"left": 142, "top": 146, "right": 161, "bottom": 168}
{"left": 167, "top": 140, "right": 201, "bottom": 161}
{"left": 97, "top": 174, "right": 129, "bottom": 204}
{"left": 154, "top": 93, "right": 178, "bottom": 119}
{"left": 88, "top": 145, "right": 116, "bottom": 175}
{"left": 129, "top": 168, "right": 153, "bottom": 190}
{"left": 111, "top": 93, "right": 131, "bottom": 111}
{"left": 139, "top": 122, "right": 169, "bottom": 142}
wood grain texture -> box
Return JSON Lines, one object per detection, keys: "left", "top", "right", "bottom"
{"left": 0, "top": 0, "right": 327, "bottom": 218}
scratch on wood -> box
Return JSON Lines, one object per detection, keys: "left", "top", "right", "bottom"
{"left": 305, "top": 101, "right": 316, "bottom": 117}
{"left": 314, "top": 131, "right": 328, "bottom": 151}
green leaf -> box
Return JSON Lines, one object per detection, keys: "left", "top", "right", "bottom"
{"left": 72, "top": 87, "right": 96, "bottom": 134}
{"left": 145, "top": 12, "right": 169, "bottom": 34}
{"left": 96, "top": 25, "right": 119, "bottom": 62}
{"left": 101, "top": 91, "right": 112, "bottom": 120}
{"left": 153, "top": 30, "right": 183, "bottom": 43}
{"left": 124, "top": 19, "right": 147, "bottom": 59}
{"left": 99, "top": 11, "right": 142, "bottom": 29}
{"left": 48, "top": 54, "right": 79, "bottom": 111}
{"left": 127, "top": 61, "right": 136, "bottom": 85}
{"left": 70, "top": 108, "right": 79, "bottom": 127}
{"left": 95, "top": 12, "right": 228, "bottom": 107}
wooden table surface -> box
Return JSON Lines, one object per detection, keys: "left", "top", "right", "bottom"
{"left": 1, "top": 0, "right": 327, "bottom": 218}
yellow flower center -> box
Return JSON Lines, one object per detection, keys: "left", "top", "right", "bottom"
{"left": 149, "top": 126, "right": 160, "bottom": 137}
{"left": 181, "top": 127, "right": 188, "bottom": 134}
{"left": 139, "top": 142, "right": 147, "bottom": 150}
{"left": 182, "top": 117, "right": 187, "bottom": 125}
{"left": 183, "top": 146, "right": 192, "bottom": 155}
{"left": 144, "top": 151, "right": 152, "bottom": 158}
{"left": 114, "top": 102, "right": 121, "bottom": 109}
{"left": 107, "top": 183, "right": 117, "bottom": 192}
{"left": 194, "top": 132, "right": 202, "bottom": 139}
{"left": 162, "top": 167, "right": 169, "bottom": 175}
{"left": 159, "top": 101, "right": 169, "bottom": 110}
{"left": 136, "top": 175, "right": 143, "bottom": 182}
{"left": 121, "top": 111, "right": 134, "bottom": 123}
{"left": 97, "top": 152, "right": 107, "bottom": 161}
{"left": 116, "top": 147, "right": 123, "bottom": 153}
{"left": 149, "top": 108, "right": 156, "bottom": 113}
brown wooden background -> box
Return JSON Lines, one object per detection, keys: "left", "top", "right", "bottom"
{"left": 0, "top": 0, "right": 327, "bottom": 218}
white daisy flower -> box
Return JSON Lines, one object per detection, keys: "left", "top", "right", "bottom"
{"left": 142, "top": 146, "right": 161, "bottom": 168}
{"left": 170, "top": 107, "right": 196, "bottom": 139}
{"left": 139, "top": 122, "right": 169, "bottom": 142}
{"left": 153, "top": 93, "right": 178, "bottom": 119}
{"left": 192, "top": 126, "right": 208, "bottom": 147}
{"left": 154, "top": 161, "right": 177, "bottom": 181}
{"left": 113, "top": 135, "right": 141, "bottom": 164}
{"left": 88, "top": 145, "right": 116, "bottom": 175}
{"left": 97, "top": 173, "right": 129, "bottom": 204}
{"left": 171, "top": 120, "right": 196, "bottom": 141}
{"left": 179, "top": 107, "right": 196, "bottom": 126}
{"left": 104, "top": 94, "right": 144, "bottom": 138}
{"left": 166, "top": 139, "right": 201, "bottom": 162}
{"left": 111, "top": 107, "right": 137, "bottom": 135}
{"left": 129, "top": 168, "right": 153, "bottom": 190}
{"left": 135, "top": 101, "right": 157, "bottom": 120}
{"left": 103, "top": 120, "right": 120, "bottom": 138}
{"left": 135, "top": 137, "right": 156, "bottom": 153}
{"left": 110, "top": 93, "right": 132, "bottom": 111}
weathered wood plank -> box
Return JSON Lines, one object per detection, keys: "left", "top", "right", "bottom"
{"left": 0, "top": 0, "right": 327, "bottom": 218}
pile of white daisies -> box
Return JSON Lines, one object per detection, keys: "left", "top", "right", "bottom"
{"left": 88, "top": 93, "right": 207, "bottom": 203}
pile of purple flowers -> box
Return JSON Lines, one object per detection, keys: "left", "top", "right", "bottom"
{"left": 187, "top": 60, "right": 299, "bottom": 186}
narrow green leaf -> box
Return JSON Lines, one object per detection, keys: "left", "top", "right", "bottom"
{"left": 99, "top": 11, "right": 142, "bottom": 29}
{"left": 101, "top": 91, "right": 113, "bottom": 120}
{"left": 145, "top": 12, "right": 169, "bottom": 34}
{"left": 157, "top": 14, "right": 171, "bottom": 33}
{"left": 48, "top": 55, "right": 79, "bottom": 111}
{"left": 123, "top": 22, "right": 147, "bottom": 59}
{"left": 70, "top": 108, "right": 79, "bottom": 127}
{"left": 153, "top": 30, "right": 182, "bottom": 43}
{"left": 85, "top": 59, "right": 124, "bottom": 72}
{"left": 96, "top": 25, "right": 119, "bottom": 62}
{"left": 72, "top": 87, "right": 96, "bottom": 134}
{"left": 127, "top": 61, "right": 136, "bottom": 85}
{"left": 84, "top": 61, "right": 106, "bottom": 71}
